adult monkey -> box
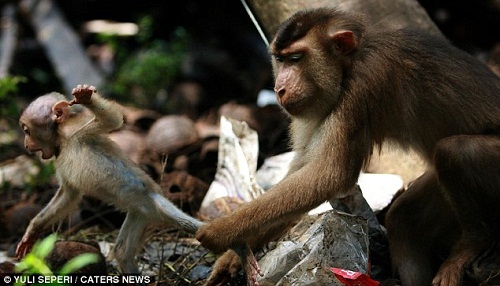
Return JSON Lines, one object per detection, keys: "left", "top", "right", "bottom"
{"left": 196, "top": 7, "right": 500, "bottom": 286}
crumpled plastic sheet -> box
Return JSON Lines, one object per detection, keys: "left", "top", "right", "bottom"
{"left": 331, "top": 187, "right": 391, "bottom": 280}
{"left": 258, "top": 211, "right": 369, "bottom": 286}
{"left": 255, "top": 152, "right": 295, "bottom": 191}
{"left": 200, "top": 116, "right": 264, "bottom": 208}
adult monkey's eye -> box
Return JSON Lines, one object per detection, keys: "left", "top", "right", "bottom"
{"left": 274, "top": 55, "right": 284, "bottom": 62}
{"left": 289, "top": 53, "right": 303, "bottom": 62}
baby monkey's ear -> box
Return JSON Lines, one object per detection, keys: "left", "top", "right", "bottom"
{"left": 51, "top": 100, "right": 70, "bottom": 123}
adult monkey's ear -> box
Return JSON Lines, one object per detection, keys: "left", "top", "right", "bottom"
{"left": 331, "top": 30, "right": 358, "bottom": 54}
{"left": 51, "top": 100, "right": 70, "bottom": 123}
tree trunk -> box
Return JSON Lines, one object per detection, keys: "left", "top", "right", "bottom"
{"left": 0, "top": 4, "right": 18, "bottom": 78}
{"left": 246, "top": 0, "right": 441, "bottom": 42}
{"left": 22, "top": 0, "right": 104, "bottom": 96}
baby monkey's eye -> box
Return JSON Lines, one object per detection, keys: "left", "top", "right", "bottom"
{"left": 22, "top": 125, "right": 30, "bottom": 135}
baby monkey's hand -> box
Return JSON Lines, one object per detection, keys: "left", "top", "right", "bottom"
{"left": 70, "top": 84, "right": 96, "bottom": 105}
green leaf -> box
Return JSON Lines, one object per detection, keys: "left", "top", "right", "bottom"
{"left": 58, "top": 253, "right": 100, "bottom": 275}
{"left": 16, "top": 254, "right": 53, "bottom": 275}
{"left": 32, "top": 234, "right": 57, "bottom": 259}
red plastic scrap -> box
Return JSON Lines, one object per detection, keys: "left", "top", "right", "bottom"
{"left": 331, "top": 268, "right": 380, "bottom": 286}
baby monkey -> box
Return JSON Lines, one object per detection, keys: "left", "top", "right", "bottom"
{"left": 17, "top": 85, "right": 260, "bottom": 284}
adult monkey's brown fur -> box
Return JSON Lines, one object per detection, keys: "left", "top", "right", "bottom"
{"left": 196, "top": 8, "right": 500, "bottom": 286}
{"left": 17, "top": 85, "right": 260, "bottom": 285}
